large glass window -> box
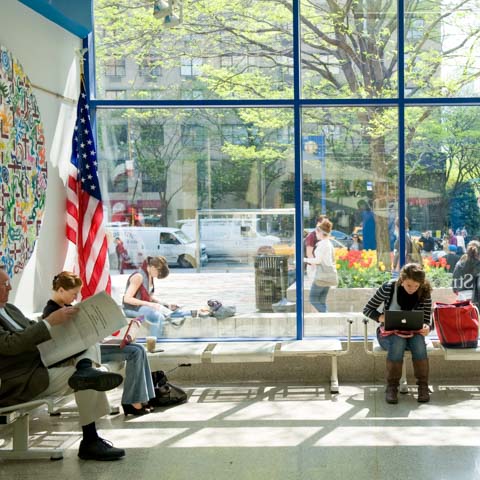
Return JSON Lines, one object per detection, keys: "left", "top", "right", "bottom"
{"left": 94, "top": 0, "right": 294, "bottom": 100}
{"left": 405, "top": 1, "right": 480, "bottom": 98}
{"left": 300, "top": 0, "right": 397, "bottom": 99}
{"left": 92, "top": 0, "right": 480, "bottom": 340}
{"left": 97, "top": 108, "right": 296, "bottom": 338}
{"left": 405, "top": 106, "right": 480, "bottom": 283}
{"left": 301, "top": 107, "right": 398, "bottom": 335}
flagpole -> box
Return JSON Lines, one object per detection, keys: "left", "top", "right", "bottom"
{"left": 66, "top": 48, "right": 111, "bottom": 298}
{"left": 76, "top": 48, "right": 88, "bottom": 87}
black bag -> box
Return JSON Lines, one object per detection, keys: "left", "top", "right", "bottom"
{"left": 149, "top": 370, "right": 188, "bottom": 407}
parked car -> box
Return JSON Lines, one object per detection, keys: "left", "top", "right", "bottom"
{"left": 330, "top": 229, "right": 353, "bottom": 248}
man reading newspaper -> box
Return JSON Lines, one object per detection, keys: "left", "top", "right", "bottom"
{"left": 0, "top": 266, "right": 125, "bottom": 461}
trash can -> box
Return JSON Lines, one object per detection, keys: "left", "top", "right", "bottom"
{"left": 254, "top": 255, "right": 289, "bottom": 312}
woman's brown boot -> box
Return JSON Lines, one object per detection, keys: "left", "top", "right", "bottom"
{"left": 413, "top": 359, "right": 430, "bottom": 403}
{"left": 385, "top": 360, "right": 403, "bottom": 404}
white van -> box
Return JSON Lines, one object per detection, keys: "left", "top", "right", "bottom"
{"left": 106, "top": 225, "right": 208, "bottom": 268}
{"left": 179, "top": 218, "right": 281, "bottom": 260}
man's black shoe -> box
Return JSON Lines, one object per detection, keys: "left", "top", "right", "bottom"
{"left": 68, "top": 368, "right": 123, "bottom": 392}
{"left": 78, "top": 437, "right": 125, "bottom": 461}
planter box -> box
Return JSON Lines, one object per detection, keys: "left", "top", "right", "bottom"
{"left": 287, "top": 283, "right": 457, "bottom": 313}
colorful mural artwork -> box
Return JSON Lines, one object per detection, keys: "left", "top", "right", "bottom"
{"left": 0, "top": 45, "right": 47, "bottom": 277}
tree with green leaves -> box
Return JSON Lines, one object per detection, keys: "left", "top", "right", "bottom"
{"left": 448, "top": 182, "right": 480, "bottom": 235}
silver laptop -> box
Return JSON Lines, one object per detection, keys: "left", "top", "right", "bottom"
{"left": 384, "top": 310, "right": 424, "bottom": 331}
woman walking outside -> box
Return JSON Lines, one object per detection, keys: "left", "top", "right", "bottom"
{"left": 304, "top": 218, "right": 338, "bottom": 312}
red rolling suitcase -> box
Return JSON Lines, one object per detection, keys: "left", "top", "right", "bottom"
{"left": 433, "top": 300, "right": 479, "bottom": 348}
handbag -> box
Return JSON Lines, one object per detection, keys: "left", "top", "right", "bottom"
{"left": 314, "top": 262, "right": 338, "bottom": 287}
{"left": 148, "top": 370, "right": 188, "bottom": 407}
{"left": 433, "top": 300, "right": 479, "bottom": 348}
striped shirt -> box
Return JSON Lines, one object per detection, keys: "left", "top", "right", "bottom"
{"left": 363, "top": 280, "right": 432, "bottom": 326}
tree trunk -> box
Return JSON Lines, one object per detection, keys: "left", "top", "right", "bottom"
{"left": 370, "top": 130, "right": 394, "bottom": 270}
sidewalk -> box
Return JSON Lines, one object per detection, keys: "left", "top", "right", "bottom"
{"left": 110, "top": 269, "right": 369, "bottom": 339}
{"left": 111, "top": 269, "right": 257, "bottom": 316}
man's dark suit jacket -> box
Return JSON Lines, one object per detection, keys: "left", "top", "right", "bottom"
{"left": 0, "top": 304, "right": 51, "bottom": 407}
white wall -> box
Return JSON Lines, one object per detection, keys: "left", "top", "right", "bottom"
{"left": 1, "top": 0, "right": 82, "bottom": 312}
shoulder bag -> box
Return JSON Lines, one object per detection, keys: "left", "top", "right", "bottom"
{"left": 314, "top": 262, "right": 338, "bottom": 287}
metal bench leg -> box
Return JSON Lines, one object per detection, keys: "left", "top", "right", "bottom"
{"left": 399, "top": 361, "right": 408, "bottom": 394}
{"left": 47, "top": 395, "right": 119, "bottom": 416}
{"left": 330, "top": 356, "right": 339, "bottom": 394}
{"left": 0, "top": 412, "right": 63, "bottom": 460}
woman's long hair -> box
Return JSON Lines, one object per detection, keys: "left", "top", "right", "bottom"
{"left": 141, "top": 256, "right": 169, "bottom": 279}
{"left": 397, "top": 263, "right": 432, "bottom": 300}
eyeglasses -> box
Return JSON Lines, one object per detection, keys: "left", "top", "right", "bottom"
{"left": 0, "top": 280, "right": 10, "bottom": 288}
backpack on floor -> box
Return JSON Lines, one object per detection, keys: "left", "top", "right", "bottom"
{"left": 149, "top": 370, "right": 188, "bottom": 407}
{"left": 433, "top": 300, "right": 480, "bottom": 348}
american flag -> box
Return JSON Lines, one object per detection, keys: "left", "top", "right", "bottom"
{"left": 66, "top": 77, "right": 111, "bottom": 298}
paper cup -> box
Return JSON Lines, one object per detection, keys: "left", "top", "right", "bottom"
{"left": 146, "top": 336, "right": 157, "bottom": 353}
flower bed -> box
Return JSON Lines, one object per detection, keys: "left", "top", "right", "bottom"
{"left": 335, "top": 248, "right": 452, "bottom": 288}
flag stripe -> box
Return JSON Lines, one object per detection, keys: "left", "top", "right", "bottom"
{"left": 66, "top": 77, "right": 110, "bottom": 299}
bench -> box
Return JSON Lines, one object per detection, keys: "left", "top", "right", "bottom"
{"left": 0, "top": 385, "right": 122, "bottom": 462}
{"left": 0, "top": 355, "right": 123, "bottom": 462}
{"left": 0, "top": 397, "right": 64, "bottom": 460}
{"left": 439, "top": 345, "right": 480, "bottom": 360}
{"left": 145, "top": 318, "right": 354, "bottom": 393}
{"left": 276, "top": 338, "right": 348, "bottom": 393}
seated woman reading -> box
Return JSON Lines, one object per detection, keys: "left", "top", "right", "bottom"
{"left": 122, "top": 256, "right": 186, "bottom": 337}
{"left": 43, "top": 272, "right": 155, "bottom": 416}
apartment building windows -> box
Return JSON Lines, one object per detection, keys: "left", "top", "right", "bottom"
{"left": 139, "top": 57, "right": 162, "bottom": 79}
{"left": 180, "top": 58, "right": 202, "bottom": 77}
{"left": 104, "top": 57, "right": 126, "bottom": 79}
{"left": 181, "top": 124, "right": 206, "bottom": 148}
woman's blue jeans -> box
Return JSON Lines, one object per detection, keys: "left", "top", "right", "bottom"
{"left": 377, "top": 331, "right": 428, "bottom": 361}
{"left": 100, "top": 343, "right": 155, "bottom": 405}
{"left": 309, "top": 283, "right": 330, "bottom": 312}
{"left": 123, "top": 306, "right": 165, "bottom": 337}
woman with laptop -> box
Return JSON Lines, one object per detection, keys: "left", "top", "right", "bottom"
{"left": 363, "top": 263, "right": 433, "bottom": 404}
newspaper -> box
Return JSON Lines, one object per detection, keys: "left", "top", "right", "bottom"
{"left": 37, "top": 291, "right": 128, "bottom": 367}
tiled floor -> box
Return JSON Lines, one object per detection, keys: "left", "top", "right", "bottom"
{"left": 2, "top": 383, "right": 480, "bottom": 479}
